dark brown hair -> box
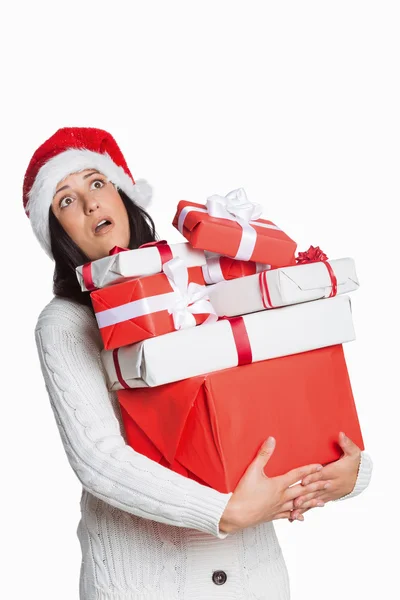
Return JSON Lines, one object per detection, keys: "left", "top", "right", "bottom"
{"left": 49, "top": 190, "right": 157, "bottom": 308}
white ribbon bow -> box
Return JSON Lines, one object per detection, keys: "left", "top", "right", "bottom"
{"left": 205, "top": 188, "right": 263, "bottom": 261}
{"left": 176, "top": 188, "right": 282, "bottom": 262}
{"left": 163, "top": 257, "right": 218, "bottom": 330}
{"left": 206, "top": 187, "right": 263, "bottom": 223}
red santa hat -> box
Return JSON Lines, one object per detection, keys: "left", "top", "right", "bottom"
{"left": 23, "top": 127, "right": 152, "bottom": 258}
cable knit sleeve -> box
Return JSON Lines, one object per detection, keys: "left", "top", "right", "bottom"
{"left": 34, "top": 320, "right": 231, "bottom": 538}
{"left": 332, "top": 451, "right": 373, "bottom": 502}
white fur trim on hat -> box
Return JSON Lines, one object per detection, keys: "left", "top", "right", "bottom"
{"left": 26, "top": 148, "right": 152, "bottom": 259}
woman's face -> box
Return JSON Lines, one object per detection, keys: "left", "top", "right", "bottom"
{"left": 51, "top": 169, "right": 130, "bottom": 260}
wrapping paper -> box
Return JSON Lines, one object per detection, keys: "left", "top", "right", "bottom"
{"left": 92, "top": 261, "right": 215, "bottom": 350}
{"left": 172, "top": 198, "right": 297, "bottom": 266}
{"left": 208, "top": 257, "right": 359, "bottom": 317}
{"left": 102, "top": 294, "right": 355, "bottom": 389}
{"left": 76, "top": 242, "right": 206, "bottom": 291}
{"left": 117, "top": 344, "right": 365, "bottom": 492}
{"left": 202, "top": 253, "right": 272, "bottom": 284}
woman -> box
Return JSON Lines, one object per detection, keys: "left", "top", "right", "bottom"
{"left": 23, "top": 127, "right": 373, "bottom": 600}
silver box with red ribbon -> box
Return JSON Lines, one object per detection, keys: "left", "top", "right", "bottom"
{"left": 76, "top": 241, "right": 206, "bottom": 291}
{"left": 208, "top": 257, "right": 359, "bottom": 317}
{"left": 101, "top": 294, "right": 355, "bottom": 389}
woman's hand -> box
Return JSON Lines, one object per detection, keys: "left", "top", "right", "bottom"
{"left": 289, "top": 432, "right": 362, "bottom": 521}
{"left": 219, "top": 436, "right": 332, "bottom": 534}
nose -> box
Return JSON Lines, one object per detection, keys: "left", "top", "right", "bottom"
{"left": 83, "top": 195, "right": 100, "bottom": 215}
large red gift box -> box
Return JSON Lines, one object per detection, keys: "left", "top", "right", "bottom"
{"left": 172, "top": 199, "right": 297, "bottom": 266}
{"left": 117, "top": 344, "right": 365, "bottom": 493}
{"left": 91, "top": 262, "right": 214, "bottom": 350}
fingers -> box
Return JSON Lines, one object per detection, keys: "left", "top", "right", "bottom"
{"left": 293, "top": 491, "right": 327, "bottom": 511}
{"left": 338, "top": 431, "right": 361, "bottom": 458}
{"left": 290, "top": 508, "right": 311, "bottom": 521}
{"left": 275, "top": 510, "right": 295, "bottom": 520}
{"left": 282, "top": 488, "right": 326, "bottom": 513}
{"left": 288, "top": 513, "right": 304, "bottom": 522}
{"left": 253, "top": 437, "right": 276, "bottom": 471}
{"left": 294, "top": 485, "right": 331, "bottom": 509}
{"left": 281, "top": 463, "right": 323, "bottom": 487}
{"left": 301, "top": 471, "right": 327, "bottom": 486}
{"left": 284, "top": 479, "right": 330, "bottom": 502}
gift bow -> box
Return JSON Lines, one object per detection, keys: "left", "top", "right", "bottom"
{"left": 295, "top": 245, "right": 337, "bottom": 298}
{"left": 296, "top": 245, "right": 329, "bottom": 264}
{"left": 206, "top": 188, "right": 263, "bottom": 261}
{"left": 163, "top": 258, "right": 217, "bottom": 330}
{"left": 206, "top": 188, "right": 263, "bottom": 223}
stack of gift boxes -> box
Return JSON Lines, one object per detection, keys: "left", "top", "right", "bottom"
{"left": 76, "top": 188, "right": 364, "bottom": 493}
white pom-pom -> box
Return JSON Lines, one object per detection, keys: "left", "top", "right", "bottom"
{"left": 132, "top": 178, "right": 153, "bottom": 208}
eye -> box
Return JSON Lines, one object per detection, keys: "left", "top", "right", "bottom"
{"left": 59, "top": 196, "right": 74, "bottom": 209}
{"left": 90, "top": 178, "right": 106, "bottom": 190}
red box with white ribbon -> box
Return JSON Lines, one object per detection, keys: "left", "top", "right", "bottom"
{"left": 101, "top": 294, "right": 355, "bottom": 389}
{"left": 116, "top": 344, "right": 365, "bottom": 492}
{"left": 208, "top": 257, "right": 359, "bottom": 317}
{"left": 172, "top": 188, "right": 297, "bottom": 266}
{"left": 91, "top": 258, "right": 217, "bottom": 350}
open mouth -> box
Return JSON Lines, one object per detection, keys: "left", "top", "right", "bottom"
{"left": 94, "top": 219, "right": 114, "bottom": 235}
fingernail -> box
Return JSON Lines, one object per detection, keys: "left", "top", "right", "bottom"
{"left": 324, "top": 483, "right": 330, "bottom": 489}
{"left": 316, "top": 465, "right": 323, "bottom": 470}
{"left": 317, "top": 501, "right": 325, "bottom": 507}
{"left": 266, "top": 436, "right": 275, "bottom": 447}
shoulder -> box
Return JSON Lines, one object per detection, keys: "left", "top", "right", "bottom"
{"left": 35, "top": 296, "right": 101, "bottom": 347}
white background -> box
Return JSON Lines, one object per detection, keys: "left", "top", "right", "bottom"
{"left": 3, "top": 1, "right": 399, "bottom": 598}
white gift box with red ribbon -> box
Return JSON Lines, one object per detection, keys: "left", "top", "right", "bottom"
{"left": 76, "top": 241, "right": 206, "bottom": 292}
{"left": 208, "top": 257, "right": 359, "bottom": 317}
{"left": 101, "top": 294, "right": 355, "bottom": 389}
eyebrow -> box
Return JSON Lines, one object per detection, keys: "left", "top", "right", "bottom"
{"left": 55, "top": 171, "right": 101, "bottom": 195}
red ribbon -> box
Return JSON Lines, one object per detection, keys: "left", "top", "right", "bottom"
{"left": 112, "top": 348, "right": 131, "bottom": 390}
{"left": 295, "top": 245, "right": 338, "bottom": 298}
{"left": 322, "top": 261, "right": 338, "bottom": 297}
{"left": 259, "top": 271, "right": 274, "bottom": 309}
{"left": 139, "top": 240, "right": 173, "bottom": 265}
{"left": 82, "top": 246, "right": 129, "bottom": 291}
{"left": 227, "top": 316, "right": 253, "bottom": 366}
{"left": 82, "top": 241, "right": 174, "bottom": 291}
{"left": 109, "top": 245, "right": 130, "bottom": 255}
{"left": 82, "top": 262, "right": 97, "bottom": 292}
{"left": 113, "top": 316, "right": 253, "bottom": 390}
{"left": 259, "top": 246, "right": 338, "bottom": 305}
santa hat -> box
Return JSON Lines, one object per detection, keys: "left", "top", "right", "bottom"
{"left": 23, "top": 127, "right": 152, "bottom": 258}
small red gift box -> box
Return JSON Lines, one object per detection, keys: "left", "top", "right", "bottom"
{"left": 172, "top": 189, "right": 297, "bottom": 266}
{"left": 117, "top": 344, "right": 365, "bottom": 493}
{"left": 91, "top": 258, "right": 216, "bottom": 350}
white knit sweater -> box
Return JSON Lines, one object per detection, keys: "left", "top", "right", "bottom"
{"left": 34, "top": 296, "right": 373, "bottom": 600}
